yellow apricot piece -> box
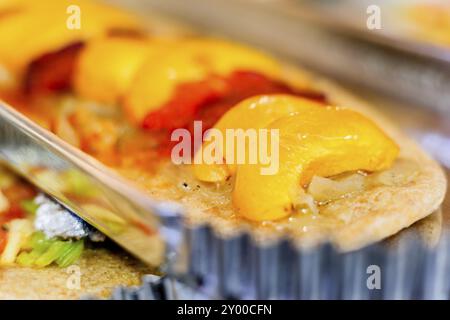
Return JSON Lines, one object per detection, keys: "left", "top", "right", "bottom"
{"left": 193, "top": 95, "right": 325, "bottom": 182}
{"left": 0, "top": 0, "right": 141, "bottom": 78}
{"left": 74, "top": 38, "right": 171, "bottom": 105}
{"left": 232, "top": 101, "right": 399, "bottom": 221}
{"left": 123, "top": 39, "right": 281, "bottom": 124}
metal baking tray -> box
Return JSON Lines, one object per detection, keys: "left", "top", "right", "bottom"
{"left": 107, "top": 231, "right": 450, "bottom": 300}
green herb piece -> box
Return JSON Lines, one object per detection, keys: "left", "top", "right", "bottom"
{"left": 34, "top": 241, "right": 72, "bottom": 267}
{"left": 56, "top": 239, "right": 84, "bottom": 267}
{"left": 20, "top": 199, "right": 39, "bottom": 216}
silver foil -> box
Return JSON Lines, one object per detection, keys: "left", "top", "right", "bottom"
{"left": 104, "top": 226, "right": 450, "bottom": 300}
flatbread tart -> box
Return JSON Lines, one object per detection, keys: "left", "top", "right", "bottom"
{"left": 0, "top": 0, "right": 447, "bottom": 300}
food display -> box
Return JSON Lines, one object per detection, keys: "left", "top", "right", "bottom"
{"left": 0, "top": 0, "right": 447, "bottom": 300}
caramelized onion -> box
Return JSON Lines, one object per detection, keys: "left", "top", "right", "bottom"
{"left": 307, "top": 174, "right": 366, "bottom": 203}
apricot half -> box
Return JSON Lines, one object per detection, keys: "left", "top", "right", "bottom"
{"left": 123, "top": 39, "right": 281, "bottom": 123}
{"left": 193, "top": 95, "right": 325, "bottom": 182}
{"left": 194, "top": 95, "right": 399, "bottom": 221}
{"left": 74, "top": 38, "right": 170, "bottom": 105}
{"left": 0, "top": 0, "right": 141, "bottom": 78}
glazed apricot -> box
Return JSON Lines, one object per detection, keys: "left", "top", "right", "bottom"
{"left": 74, "top": 38, "right": 161, "bottom": 105}
{"left": 0, "top": 0, "right": 140, "bottom": 78}
{"left": 194, "top": 95, "right": 399, "bottom": 221}
{"left": 193, "top": 95, "right": 325, "bottom": 182}
{"left": 123, "top": 39, "right": 281, "bottom": 123}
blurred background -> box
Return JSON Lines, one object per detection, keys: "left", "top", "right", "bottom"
{"left": 107, "top": 0, "right": 450, "bottom": 220}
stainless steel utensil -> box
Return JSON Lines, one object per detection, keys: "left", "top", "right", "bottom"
{"left": 0, "top": 101, "right": 183, "bottom": 268}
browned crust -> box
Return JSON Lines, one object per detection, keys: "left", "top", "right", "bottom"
{"left": 313, "top": 79, "right": 447, "bottom": 251}
{"left": 0, "top": 248, "right": 152, "bottom": 300}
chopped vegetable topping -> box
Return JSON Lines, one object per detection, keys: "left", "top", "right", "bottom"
{"left": 0, "top": 229, "right": 7, "bottom": 255}
{"left": 0, "top": 190, "right": 10, "bottom": 213}
{"left": 26, "top": 231, "right": 53, "bottom": 252}
{"left": 34, "top": 240, "right": 73, "bottom": 267}
{"left": 0, "top": 219, "right": 33, "bottom": 266}
{"left": 20, "top": 199, "right": 39, "bottom": 216}
{"left": 17, "top": 232, "right": 84, "bottom": 268}
{"left": 0, "top": 205, "right": 25, "bottom": 226}
{"left": 55, "top": 239, "right": 84, "bottom": 268}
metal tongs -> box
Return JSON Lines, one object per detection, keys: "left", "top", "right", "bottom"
{"left": 0, "top": 101, "right": 184, "bottom": 269}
